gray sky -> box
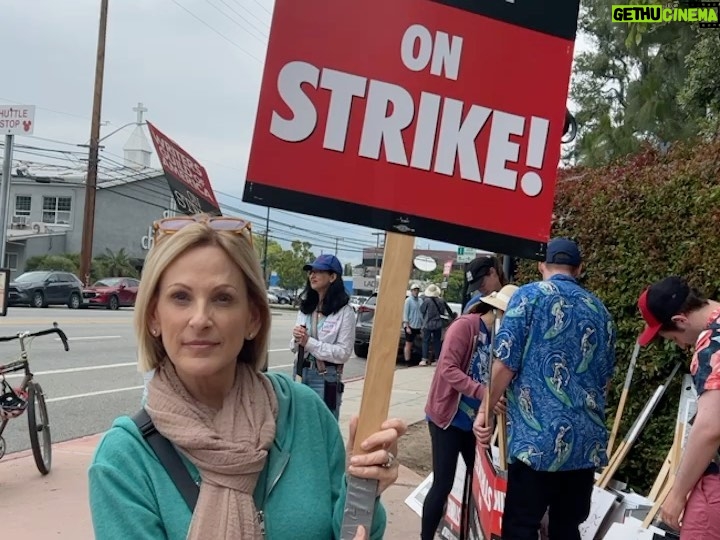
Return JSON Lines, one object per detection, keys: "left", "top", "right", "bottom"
{"left": 2, "top": 0, "right": 589, "bottom": 266}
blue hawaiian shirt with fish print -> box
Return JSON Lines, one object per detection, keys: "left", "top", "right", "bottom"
{"left": 494, "top": 274, "right": 616, "bottom": 472}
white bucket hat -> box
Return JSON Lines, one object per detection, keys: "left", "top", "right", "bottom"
{"left": 424, "top": 284, "right": 441, "bottom": 297}
{"left": 479, "top": 284, "right": 519, "bottom": 312}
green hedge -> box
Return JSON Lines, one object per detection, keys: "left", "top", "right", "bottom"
{"left": 514, "top": 136, "right": 720, "bottom": 492}
{"left": 24, "top": 253, "right": 135, "bottom": 283}
{"left": 25, "top": 255, "right": 77, "bottom": 274}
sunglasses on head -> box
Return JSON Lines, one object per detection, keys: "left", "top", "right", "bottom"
{"left": 152, "top": 214, "right": 253, "bottom": 245}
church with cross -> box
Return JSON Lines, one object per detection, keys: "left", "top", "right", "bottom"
{"left": 2, "top": 103, "right": 184, "bottom": 279}
{"left": 122, "top": 103, "right": 152, "bottom": 169}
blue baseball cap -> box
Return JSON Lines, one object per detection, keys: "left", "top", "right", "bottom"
{"left": 303, "top": 254, "right": 343, "bottom": 275}
{"left": 545, "top": 237, "right": 582, "bottom": 267}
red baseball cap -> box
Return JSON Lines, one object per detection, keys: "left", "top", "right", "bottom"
{"left": 637, "top": 276, "right": 690, "bottom": 346}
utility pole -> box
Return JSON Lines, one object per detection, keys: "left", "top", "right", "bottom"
{"left": 371, "top": 232, "right": 384, "bottom": 277}
{"left": 79, "top": 0, "right": 109, "bottom": 286}
{"left": 334, "top": 237, "right": 339, "bottom": 256}
{"left": 262, "top": 206, "right": 270, "bottom": 284}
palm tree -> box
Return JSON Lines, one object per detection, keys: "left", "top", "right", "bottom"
{"left": 94, "top": 248, "right": 138, "bottom": 278}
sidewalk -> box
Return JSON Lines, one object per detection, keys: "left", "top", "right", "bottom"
{"left": 0, "top": 365, "right": 434, "bottom": 539}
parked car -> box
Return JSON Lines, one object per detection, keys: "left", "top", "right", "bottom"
{"left": 83, "top": 277, "right": 140, "bottom": 310}
{"left": 447, "top": 302, "right": 462, "bottom": 315}
{"left": 353, "top": 292, "right": 456, "bottom": 361}
{"left": 268, "top": 287, "right": 293, "bottom": 305}
{"left": 8, "top": 271, "right": 86, "bottom": 309}
{"left": 267, "top": 291, "right": 279, "bottom": 304}
{"left": 349, "top": 295, "right": 370, "bottom": 312}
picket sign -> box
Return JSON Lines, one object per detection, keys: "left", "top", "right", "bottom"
{"left": 244, "top": 0, "right": 581, "bottom": 534}
{"left": 435, "top": 446, "right": 506, "bottom": 540}
{"left": 470, "top": 446, "right": 507, "bottom": 539}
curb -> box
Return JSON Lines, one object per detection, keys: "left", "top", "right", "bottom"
{"left": 2, "top": 432, "right": 103, "bottom": 463}
{"left": 1, "top": 448, "right": 33, "bottom": 463}
{"left": 269, "top": 304, "right": 297, "bottom": 311}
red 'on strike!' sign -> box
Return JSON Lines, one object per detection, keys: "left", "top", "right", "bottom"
{"left": 244, "top": 0, "right": 578, "bottom": 259}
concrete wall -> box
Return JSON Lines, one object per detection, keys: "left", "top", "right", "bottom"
{"left": 91, "top": 176, "right": 174, "bottom": 260}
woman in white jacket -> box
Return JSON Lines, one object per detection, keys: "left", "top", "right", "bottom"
{"left": 290, "top": 254, "right": 356, "bottom": 419}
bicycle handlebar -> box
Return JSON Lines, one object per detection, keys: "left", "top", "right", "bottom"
{"left": 0, "top": 322, "right": 70, "bottom": 352}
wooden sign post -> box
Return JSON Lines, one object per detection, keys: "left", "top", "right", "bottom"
{"left": 348, "top": 233, "right": 414, "bottom": 447}
{"left": 607, "top": 341, "right": 640, "bottom": 456}
{"left": 340, "top": 232, "right": 415, "bottom": 536}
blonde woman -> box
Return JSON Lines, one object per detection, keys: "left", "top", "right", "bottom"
{"left": 88, "top": 214, "right": 406, "bottom": 540}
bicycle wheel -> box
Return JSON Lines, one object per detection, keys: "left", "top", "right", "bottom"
{"left": 27, "top": 382, "right": 52, "bottom": 475}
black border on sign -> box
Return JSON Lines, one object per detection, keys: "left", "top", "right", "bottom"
{"left": 0, "top": 268, "right": 9, "bottom": 317}
{"left": 243, "top": 183, "right": 547, "bottom": 261}
{"left": 429, "top": 0, "right": 582, "bottom": 41}
{"left": 164, "top": 174, "right": 222, "bottom": 216}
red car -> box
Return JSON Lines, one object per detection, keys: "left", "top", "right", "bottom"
{"left": 83, "top": 277, "right": 140, "bottom": 310}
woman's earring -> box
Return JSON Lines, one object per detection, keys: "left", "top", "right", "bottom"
{"left": 151, "top": 328, "right": 158, "bottom": 336}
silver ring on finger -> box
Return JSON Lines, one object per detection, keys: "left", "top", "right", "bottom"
{"left": 382, "top": 451, "right": 396, "bottom": 469}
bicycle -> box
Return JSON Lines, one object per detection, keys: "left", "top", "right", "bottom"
{"left": 0, "top": 323, "right": 70, "bottom": 475}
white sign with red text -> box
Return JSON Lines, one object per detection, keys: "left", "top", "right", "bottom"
{"left": 0, "top": 105, "right": 35, "bottom": 136}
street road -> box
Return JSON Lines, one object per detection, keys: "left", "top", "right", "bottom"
{"left": 0, "top": 306, "right": 371, "bottom": 455}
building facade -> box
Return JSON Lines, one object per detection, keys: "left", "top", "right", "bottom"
{"left": 2, "top": 105, "right": 182, "bottom": 280}
{"left": 4, "top": 171, "right": 176, "bottom": 279}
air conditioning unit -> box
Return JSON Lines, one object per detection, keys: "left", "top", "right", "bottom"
{"left": 11, "top": 216, "right": 29, "bottom": 228}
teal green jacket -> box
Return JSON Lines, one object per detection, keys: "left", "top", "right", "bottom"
{"left": 88, "top": 373, "right": 386, "bottom": 539}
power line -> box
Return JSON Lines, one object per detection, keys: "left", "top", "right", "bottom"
{"left": 214, "top": 190, "right": 376, "bottom": 247}
{"left": 104, "top": 177, "right": 365, "bottom": 254}
{"left": 26, "top": 135, "right": 86, "bottom": 148}
{"left": 0, "top": 97, "right": 92, "bottom": 122}
{"left": 94, "top": 148, "right": 373, "bottom": 251}
{"left": 251, "top": 0, "right": 272, "bottom": 15}
{"left": 169, "top": 0, "right": 263, "bottom": 63}
{"left": 227, "top": 0, "right": 271, "bottom": 29}
{"left": 9, "top": 140, "right": 376, "bottom": 256}
{"left": 20, "top": 139, "right": 376, "bottom": 251}
{"left": 88, "top": 160, "right": 369, "bottom": 254}
{"left": 272, "top": 208, "right": 379, "bottom": 243}
{"left": 204, "top": 0, "right": 268, "bottom": 42}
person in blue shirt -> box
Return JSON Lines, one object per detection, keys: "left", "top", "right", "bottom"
{"left": 402, "top": 284, "right": 424, "bottom": 362}
{"left": 472, "top": 238, "right": 616, "bottom": 540}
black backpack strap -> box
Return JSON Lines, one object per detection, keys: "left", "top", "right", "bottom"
{"left": 132, "top": 408, "right": 199, "bottom": 511}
